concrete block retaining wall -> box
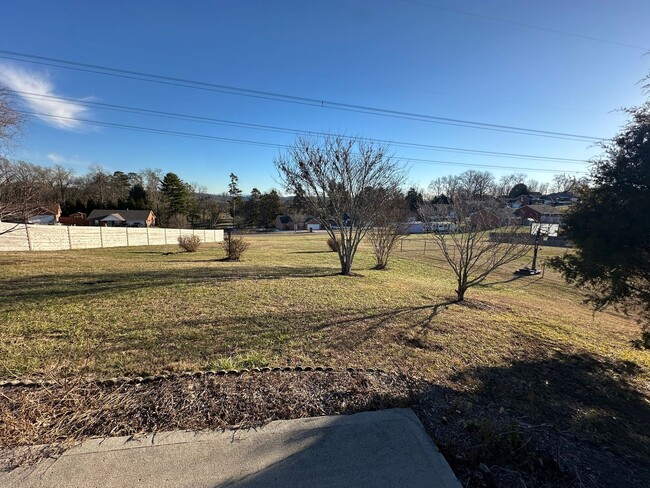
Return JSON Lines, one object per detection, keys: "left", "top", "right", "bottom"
{"left": 0, "top": 223, "right": 224, "bottom": 252}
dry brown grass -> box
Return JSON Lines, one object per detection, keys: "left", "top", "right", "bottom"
{"left": 0, "top": 370, "right": 416, "bottom": 472}
{"left": 0, "top": 233, "right": 648, "bottom": 484}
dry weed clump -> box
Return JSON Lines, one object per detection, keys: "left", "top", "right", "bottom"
{"left": 327, "top": 237, "right": 339, "bottom": 252}
{"left": 221, "top": 234, "right": 250, "bottom": 261}
{"left": 178, "top": 235, "right": 202, "bottom": 252}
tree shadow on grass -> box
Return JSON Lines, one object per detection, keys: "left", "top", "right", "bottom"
{"left": 397, "top": 352, "right": 650, "bottom": 487}
{"left": 309, "top": 299, "right": 465, "bottom": 348}
{"left": 448, "top": 352, "right": 650, "bottom": 471}
{"left": 0, "top": 265, "right": 339, "bottom": 305}
{"left": 475, "top": 274, "right": 525, "bottom": 288}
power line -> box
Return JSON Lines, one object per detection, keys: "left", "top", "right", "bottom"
{"left": 0, "top": 21, "right": 612, "bottom": 116}
{"left": 11, "top": 90, "right": 590, "bottom": 165}
{"left": 399, "top": 0, "right": 649, "bottom": 51}
{"left": 17, "top": 110, "right": 587, "bottom": 175}
{"left": 0, "top": 49, "right": 603, "bottom": 142}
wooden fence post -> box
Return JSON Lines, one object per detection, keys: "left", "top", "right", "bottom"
{"left": 99, "top": 226, "right": 104, "bottom": 248}
{"left": 67, "top": 226, "right": 73, "bottom": 250}
{"left": 25, "top": 224, "right": 32, "bottom": 251}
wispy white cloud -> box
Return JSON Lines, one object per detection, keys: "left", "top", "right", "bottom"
{"left": 46, "top": 153, "right": 66, "bottom": 164}
{"left": 0, "top": 63, "right": 90, "bottom": 131}
{"left": 47, "top": 152, "right": 90, "bottom": 167}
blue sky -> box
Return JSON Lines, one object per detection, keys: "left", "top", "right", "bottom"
{"left": 1, "top": 0, "right": 649, "bottom": 194}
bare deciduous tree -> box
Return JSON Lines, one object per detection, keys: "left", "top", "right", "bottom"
{"left": 421, "top": 197, "right": 530, "bottom": 301}
{"left": 0, "top": 160, "right": 50, "bottom": 221}
{"left": 140, "top": 167, "right": 163, "bottom": 215}
{"left": 47, "top": 164, "right": 75, "bottom": 203}
{"left": 493, "top": 172, "right": 527, "bottom": 197}
{"left": 551, "top": 173, "right": 589, "bottom": 194}
{"left": 428, "top": 175, "right": 460, "bottom": 200}
{"left": 0, "top": 157, "right": 15, "bottom": 217}
{"left": 367, "top": 191, "right": 409, "bottom": 269}
{"left": 457, "top": 170, "right": 495, "bottom": 199}
{"left": 287, "top": 210, "right": 307, "bottom": 231}
{"left": 0, "top": 89, "right": 23, "bottom": 156}
{"left": 276, "top": 136, "right": 406, "bottom": 275}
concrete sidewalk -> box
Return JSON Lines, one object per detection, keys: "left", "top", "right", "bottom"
{"left": 2, "top": 408, "right": 460, "bottom": 488}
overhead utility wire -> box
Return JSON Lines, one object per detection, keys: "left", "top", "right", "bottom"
{"left": 17, "top": 110, "right": 587, "bottom": 175}
{"left": 399, "top": 0, "right": 649, "bottom": 51}
{"left": 12, "top": 90, "right": 590, "bottom": 165}
{"left": 0, "top": 49, "right": 603, "bottom": 142}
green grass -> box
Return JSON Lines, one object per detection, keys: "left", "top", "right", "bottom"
{"left": 1, "top": 233, "right": 649, "bottom": 459}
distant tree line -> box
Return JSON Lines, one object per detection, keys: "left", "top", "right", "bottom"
{"left": 426, "top": 170, "right": 588, "bottom": 202}
{"left": 0, "top": 160, "right": 297, "bottom": 229}
{"left": 0, "top": 161, "right": 223, "bottom": 227}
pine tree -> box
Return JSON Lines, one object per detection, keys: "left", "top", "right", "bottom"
{"left": 160, "top": 172, "right": 189, "bottom": 224}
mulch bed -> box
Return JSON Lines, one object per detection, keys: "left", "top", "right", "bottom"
{"left": 1, "top": 370, "right": 649, "bottom": 487}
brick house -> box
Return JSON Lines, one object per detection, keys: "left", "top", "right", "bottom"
{"left": 516, "top": 205, "right": 570, "bottom": 224}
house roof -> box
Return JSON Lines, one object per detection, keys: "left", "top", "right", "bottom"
{"left": 101, "top": 213, "right": 125, "bottom": 222}
{"left": 523, "top": 205, "right": 568, "bottom": 215}
{"left": 277, "top": 215, "right": 292, "bottom": 224}
{"left": 87, "top": 209, "right": 153, "bottom": 221}
{"left": 491, "top": 207, "right": 518, "bottom": 218}
{"left": 544, "top": 192, "right": 577, "bottom": 200}
{"left": 472, "top": 207, "right": 518, "bottom": 221}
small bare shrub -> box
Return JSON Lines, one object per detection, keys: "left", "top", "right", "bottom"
{"left": 178, "top": 235, "right": 202, "bottom": 252}
{"left": 327, "top": 237, "right": 339, "bottom": 252}
{"left": 222, "top": 234, "right": 250, "bottom": 261}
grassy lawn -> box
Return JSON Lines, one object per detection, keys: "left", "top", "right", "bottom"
{"left": 1, "top": 232, "right": 649, "bottom": 464}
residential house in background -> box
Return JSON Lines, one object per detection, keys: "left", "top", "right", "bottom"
{"left": 305, "top": 217, "right": 321, "bottom": 231}
{"left": 542, "top": 192, "right": 579, "bottom": 206}
{"left": 59, "top": 212, "right": 89, "bottom": 226}
{"left": 0, "top": 203, "right": 61, "bottom": 224}
{"left": 274, "top": 214, "right": 306, "bottom": 231}
{"left": 516, "top": 205, "right": 570, "bottom": 224}
{"left": 87, "top": 209, "right": 156, "bottom": 227}
{"left": 274, "top": 215, "right": 293, "bottom": 231}
{"left": 470, "top": 207, "right": 520, "bottom": 228}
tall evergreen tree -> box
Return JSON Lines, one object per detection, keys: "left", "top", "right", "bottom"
{"left": 160, "top": 172, "right": 189, "bottom": 223}
{"left": 244, "top": 188, "right": 262, "bottom": 228}
{"left": 405, "top": 187, "right": 423, "bottom": 212}
{"left": 550, "top": 102, "right": 650, "bottom": 346}
{"left": 260, "top": 189, "right": 283, "bottom": 228}
{"left": 127, "top": 184, "right": 148, "bottom": 210}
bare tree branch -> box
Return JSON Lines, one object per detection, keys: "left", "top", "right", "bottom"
{"left": 0, "top": 89, "right": 23, "bottom": 157}
{"left": 367, "top": 191, "right": 409, "bottom": 270}
{"left": 420, "top": 197, "right": 530, "bottom": 301}
{"left": 276, "top": 136, "right": 406, "bottom": 275}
